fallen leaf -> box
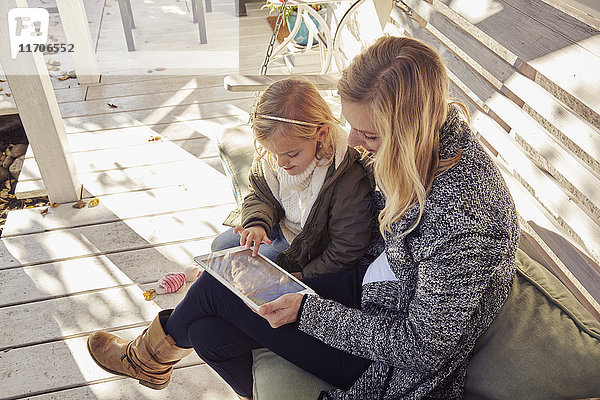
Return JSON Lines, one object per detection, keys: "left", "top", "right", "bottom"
{"left": 39, "top": 207, "right": 49, "bottom": 215}
{"left": 89, "top": 198, "right": 100, "bottom": 207}
{"left": 107, "top": 103, "right": 118, "bottom": 108}
{"left": 6, "top": 93, "right": 11, "bottom": 97}
{"left": 72, "top": 199, "right": 86, "bottom": 209}
{"left": 58, "top": 76, "right": 70, "bottom": 81}
{"left": 148, "top": 135, "right": 161, "bottom": 142}
{"left": 0, "top": 79, "right": 5, "bottom": 83}
{"left": 143, "top": 289, "right": 157, "bottom": 301}
{"left": 147, "top": 70, "right": 154, "bottom": 73}
{"left": 155, "top": 67, "right": 166, "bottom": 71}
{"left": 50, "top": 202, "right": 59, "bottom": 208}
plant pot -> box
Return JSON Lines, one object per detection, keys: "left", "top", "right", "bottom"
{"left": 286, "top": 7, "right": 327, "bottom": 47}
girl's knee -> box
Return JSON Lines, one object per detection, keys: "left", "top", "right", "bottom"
{"left": 211, "top": 228, "right": 240, "bottom": 252}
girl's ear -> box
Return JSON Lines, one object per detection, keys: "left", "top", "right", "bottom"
{"left": 317, "top": 124, "right": 330, "bottom": 141}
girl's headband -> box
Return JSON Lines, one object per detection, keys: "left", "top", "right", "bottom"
{"left": 253, "top": 113, "right": 320, "bottom": 127}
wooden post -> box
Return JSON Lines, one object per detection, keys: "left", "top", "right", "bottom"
{"left": 0, "top": 0, "right": 81, "bottom": 203}
{"left": 55, "top": 0, "right": 100, "bottom": 84}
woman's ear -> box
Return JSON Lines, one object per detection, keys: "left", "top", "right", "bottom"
{"left": 318, "top": 125, "right": 330, "bottom": 141}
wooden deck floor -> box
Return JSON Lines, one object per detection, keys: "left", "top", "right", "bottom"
{"left": 2, "top": 0, "right": 600, "bottom": 398}
{"left": 0, "top": 0, "right": 291, "bottom": 398}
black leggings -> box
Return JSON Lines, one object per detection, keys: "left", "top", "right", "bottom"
{"left": 164, "top": 266, "right": 371, "bottom": 397}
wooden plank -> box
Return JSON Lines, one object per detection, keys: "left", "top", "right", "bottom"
{"left": 0, "top": 239, "right": 214, "bottom": 306}
{"left": 6, "top": 180, "right": 235, "bottom": 235}
{"left": 394, "top": 4, "right": 600, "bottom": 223}
{"left": 0, "top": 0, "right": 81, "bottom": 204}
{"left": 14, "top": 157, "right": 228, "bottom": 201}
{"left": 85, "top": 75, "right": 227, "bottom": 101}
{"left": 58, "top": 86, "right": 250, "bottom": 118}
{"left": 485, "top": 91, "right": 600, "bottom": 223}
{"left": 3, "top": 337, "right": 234, "bottom": 399}
{"left": 225, "top": 74, "right": 341, "bottom": 92}
{"left": 431, "top": 0, "right": 600, "bottom": 126}
{"left": 0, "top": 286, "right": 161, "bottom": 349}
{"left": 499, "top": 0, "right": 600, "bottom": 58}
{"left": 0, "top": 204, "right": 233, "bottom": 269}
{"left": 468, "top": 108, "right": 600, "bottom": 261}
{"left": 63, "top": 116, "right": 249, "bottom": 149}
{"left": 61, "top": 97, "right": 253, "bottom": 133}
{"left": 18, "top": 137, "right": 220, "bottom": 182}
{"left": 0, "top": 326, "right": 233, "bottom": 399}
{"left": 56, "top": 0, "right": 100, "bottom": 84}
{"left": 503, "top": 73, "right": 600, "bottom": 174}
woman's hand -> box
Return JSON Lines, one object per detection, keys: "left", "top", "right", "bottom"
{"left": 258, "top": 293, "right": 304, "bottom": 328}
{"left": 234, "top": 225, "right": 272, "bottom": 256}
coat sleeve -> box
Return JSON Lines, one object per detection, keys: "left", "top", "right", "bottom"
{"left": 301, "top": 165, "right": 375, "bottom": 278}
{"left": 298, "top": 231, "right": 515, "bottom": 371}
{"left": 240, "top": 162, "right": 284, "bottom": 237}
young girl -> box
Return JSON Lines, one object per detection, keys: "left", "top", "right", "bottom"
{"left": 86, "top": 77, "right": 377, "bottom": 395}
{"left": 211, "top": 77, "right": 376, "bottom": 279}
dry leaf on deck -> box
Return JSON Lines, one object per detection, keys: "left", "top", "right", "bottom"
{"left": 0, "top": 79, "right": 5, "bottom": 83}
{"left": 107, "top": 103, "right": 118, "bottom": 108}
{"left": 58, "top": 76, "right": 70, "bottom": 81}
{"left": 155, "top": 68, "right": 166, "bottom": 71}
{"left": 72, "top": 200, "right": 86, "bottom": 209}
{"left": 148, "top": 136, "right": 161, "bottom": 142}
{"left": 39, "top": 207, "right": 49, "bottom": 215}
{"left": 143, "top": 289, "right": 157, "bottom": 301}
{"left": 89, "top": 198, "right": 100, "bottom": 207}
{"left": 5, "top": 93, "right": 11, "bottom": 97}
{"left": 51, "top": 202, "right": 59, "bottom": 208}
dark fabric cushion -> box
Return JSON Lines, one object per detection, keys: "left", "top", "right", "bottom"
{"left": 252, "top": 249, "right": 600, "bottom": 400}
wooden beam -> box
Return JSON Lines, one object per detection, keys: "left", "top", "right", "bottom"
{"left": 0, "top": 0, "right": 81, "bottom": 204}
{"left": 55, "top": 0, "right": 100, "bottom": 84}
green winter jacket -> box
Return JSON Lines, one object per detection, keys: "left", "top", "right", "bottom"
{"left": 241, "top": 147, "right": 376, "bottom": 278}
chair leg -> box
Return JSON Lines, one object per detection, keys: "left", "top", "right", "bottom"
{"left": 125, "top": 0, "right": 135, "bottom": 28}
{"left": 117, "top": 0, "right": 135, "bottom": 51}
{"left": 192, "top": 0, "right": 207, "bottom": 44}
{"left": 235, "top": 0, "right": 247, "bottom": 17}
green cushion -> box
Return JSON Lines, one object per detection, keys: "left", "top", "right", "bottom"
{"left": 215, "top": 124, "right": 255, "bottom": 205}
{"left": 465, "top": 248, "right": 600, "bottom": 399}
{"left": 252, "top": 249, "right": 600, "bottom": 400}
{"left": 214, "top": 124, "right": 255, "bottom": 227}
{"left": 252, "top": 348, "right": 335, "bottom": 400}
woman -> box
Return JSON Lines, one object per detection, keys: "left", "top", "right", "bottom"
{"left": 87, "top": 36, "right": 518, "bottom": 399}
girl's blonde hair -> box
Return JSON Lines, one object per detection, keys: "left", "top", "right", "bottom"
{"left": 338, "top": 36, "right": 458, "bottom": 236}
{"left": 252, "top": 77, "right": 339, "bottom": 168}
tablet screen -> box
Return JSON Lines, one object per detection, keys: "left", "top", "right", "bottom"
{"left": 195, "top": 247, "right": 310, "bottom": 307}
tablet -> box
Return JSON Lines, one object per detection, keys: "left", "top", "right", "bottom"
{"left": 194, "top": 246, "right": 315, "bottom": 312}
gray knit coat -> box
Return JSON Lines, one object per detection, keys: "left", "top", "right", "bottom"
{"left": 298, "top": 107, "right": 519, "bottom": 399}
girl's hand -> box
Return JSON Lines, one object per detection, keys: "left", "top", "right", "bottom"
{"left": 258, "top": 293, "right": 304, "bottom": 328}
{"left": 234, "top": 225, "right": 272, "bottom": 256}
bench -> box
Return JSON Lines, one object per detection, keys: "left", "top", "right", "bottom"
{"left": 217, "top": 2, "right": 600, "bottom": 396}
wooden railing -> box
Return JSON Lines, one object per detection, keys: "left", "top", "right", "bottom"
{"left": 389, "top": 0, "right": 600, "bottom": 318}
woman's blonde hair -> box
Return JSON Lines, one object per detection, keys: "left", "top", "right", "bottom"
{"left": 338, "top": 36, "right": 456, "bottom": 236}
{"left": 252, "top": 77, "right": 339, "bottom": 168}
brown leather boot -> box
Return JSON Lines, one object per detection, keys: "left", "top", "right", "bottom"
{"left": 87, "top": 309, "right": 192, "bottom": 389}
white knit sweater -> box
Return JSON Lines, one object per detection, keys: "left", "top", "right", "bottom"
{"left": 261, "top": 128, "right": 348, "bottom": 243}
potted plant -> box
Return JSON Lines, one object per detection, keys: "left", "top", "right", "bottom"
{"left": 263, "top": 1, "right": 327, "bottom": 47}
